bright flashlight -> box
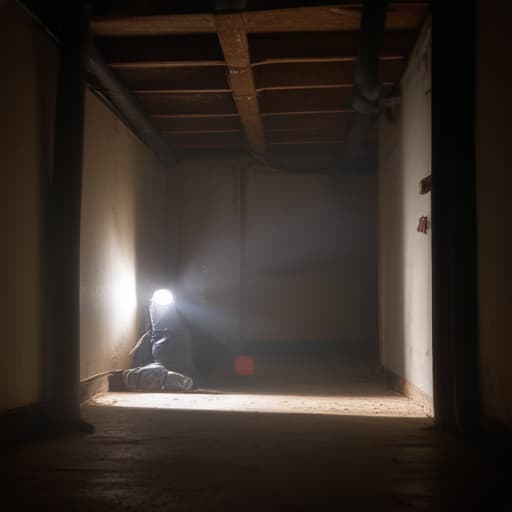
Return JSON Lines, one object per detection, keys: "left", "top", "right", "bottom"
{"left": 152, "top": 289, "right": 174, "bottom": 306}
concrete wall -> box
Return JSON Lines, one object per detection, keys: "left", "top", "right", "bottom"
{"left": 0, "top": 1, "right": 173, "bottom": 406}
{"left": 178, "top": 158, "right": 378, "bottom": 354}
{"left": 378, "top": 23, "right": 433, "bottom": 400}
{"left": 245, "top": 169, "right": 377, "bottom": 346}
{"left": 0, "top": 3, "right": 57, "bottom": 412}
{"left": 80, "top": 91, "right": 170, "bottom": 380}
{"left": 476, "top": 0, "right": 512, "bottom": 430}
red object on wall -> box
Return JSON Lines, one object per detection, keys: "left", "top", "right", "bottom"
{"left": 417, "top": 216, "right": 428, "bottom": 234}
{"left": 235, "top": 356, "right": 255, "bottom": 376}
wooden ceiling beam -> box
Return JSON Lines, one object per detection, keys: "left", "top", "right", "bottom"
{"left": 268, "top": 142, "right": 344, "bottom": 152}
{"left": 92, "top": 13, "right": 216, "bottom": 37}
{"left": 171, "top": 140, "right": 348, "bottom": 149}
{"left": 96, "top": 30, "right": 414, "bottom": 64}
{"left": 164, "top": 130, "right": 244, "bottom": 146}
{"left": 91, "top": 3, "right": 429, "bottom": 36}
{"left": 254, "top": 60, "right": 404, "bottom": 90}
{"left": 152, "top": 113, "right": 240, "bottom": 119}
{"left": 163, "top": 129, "right": 241, "bottom": 135}
{"left": 259, "top": 84, "right": 392, "bottom": 114}
{"left": 215, "top": 13, "right": 265, "bottom": 155}
{"left": 260, "top": 88, "right": 353, "bottom": 114}
{"left": 154, "top": 116, "right": 241, "bottom": 131}
{"left": 267, "top": 130, "right": 345, "bottom": 144}
{"left": 96, "top": 29, "right": 414, "bottom": 68}
{"left": 249, "top": 30, "right": 416, "bottom": 62}
{"left": 110, "top": 65, "right": 229, "bottom": 92}
{"left": 96, "top": 34, "right": 224, "bottom": 64}
{"left": 109, "top": 56, "right": 402, "bottom": 70}
{"left": 263, "top": 112, "right": 349, "bottom": 132}
{"left": 130, "top": 83, "right": 394, "bottom": 94}
{"left": 244, "top": 4, "right": 428, "bottom": 33}
{"left": 138, "top": 92, "right": 237, "bottom": 116}
{"left": 150, "top": 109, "right": 358, "bottom": 119}
{"left": 173, "top": 142, "right": 243, "bottom": 149}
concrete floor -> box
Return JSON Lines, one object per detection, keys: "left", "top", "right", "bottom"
{"left": 2, "top": 354, "right": 508, "bottom": 510}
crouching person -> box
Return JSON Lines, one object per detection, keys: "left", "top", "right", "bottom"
{"left": 109, "top": 289, "right": 197, "bottom": 392}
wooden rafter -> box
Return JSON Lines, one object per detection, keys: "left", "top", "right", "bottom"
{"left": 91, "top": 3, "right": 429, "bottom": 36}
{"left": 89, "top": 2, "right": 430, "bottom": 154}
{"left": 215, "top": 13, "right": 265, "bottom": 155}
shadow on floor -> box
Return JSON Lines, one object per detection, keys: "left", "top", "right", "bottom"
{"left": 3, "top": 372, "right": 508, "bottom": 510}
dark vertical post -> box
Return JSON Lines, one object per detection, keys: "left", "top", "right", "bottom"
{"left": 48, "top": 3, "right": 90, "bottom": 429}
{"left": 431, "top": 1, "right": 480, "bottom": 430}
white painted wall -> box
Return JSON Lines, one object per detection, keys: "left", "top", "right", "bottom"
{"left": 378, "top": 23, "right": 433, "bottom": 398}
{"left": 0, "top": 2, "right": 57, "bottom": 412}
{"left": 80, "top": 91, "right": 169, "bottom": 379}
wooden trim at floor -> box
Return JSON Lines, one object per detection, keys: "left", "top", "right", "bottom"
{"left": 381, "top": 366, "right": 434, "bottom": 417}
{"left": 80, "top": 372, "right": 110, "bottom": 403}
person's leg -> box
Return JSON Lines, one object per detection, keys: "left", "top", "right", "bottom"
{"left": 164, "top": 371, "right": 194, "bottom": 391}
{"left": 121, "top": 364, "right": 194, "bottom": 392}
{"left": 122, "top": 363, "right": 167, "bottom": 391}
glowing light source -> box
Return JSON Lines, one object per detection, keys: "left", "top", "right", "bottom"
{"left": 152, "top": 289, "right": 174, "bottom": 306}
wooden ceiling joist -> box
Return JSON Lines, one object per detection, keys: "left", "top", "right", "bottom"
{"left": 114, "top": 66, "right": 230, "bottom": 92}
{"left": 98, "top": 30, "right": 413, "bottom": 73}
{"left": 263, "top": 112, "right": 349, "bottom": 132}
{"left": 138, "top": 92, "right": 237, "bottom": 116}
{"left": 164, "top": 130, "right": 244, "bottom": 147}
{"left": 267, "top": 130, "right": 345, "bottom": 144}
{"left": 152, "top": 113, "right": 240, "bottom": 119}
{"left": 215, "top": 13, "right": 265, "bottom": 155}
{"left": 115, "top": 60, "right": 401, "bottom": 94}
{"left": 253, "top": 60, "right": 404, "bottom": 90}
{"left": 96, "top": 34, "right": 224, "bottom": 64}
{"left": 260, "top": 88, "right": 353, "bottom": 114}
{"left": 91, "top": 3, "right": 429, "bottom": 36}
{"left": 249, "top": 30, "right": 416, "bottom": 63}
{"left": 154, "top": 116, "right": 241, "bottom": 132}
{"left": 96, "top": 29, "right": 416, "bottom": 67}
{"left": 92, "top": 13, "right": 216, "bottom": 37}
{"left": 90, "top": 2, "right": 430, "bottom": 156}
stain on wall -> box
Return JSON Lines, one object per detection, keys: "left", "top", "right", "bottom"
{"left": 476, "top": 0, "right": 512, "bottom": 430}
{"left": 378, "top": 22, "right": 433, "bottom": 398}
{"left": 0, "top": 3, "right": 57, "bottom": 412}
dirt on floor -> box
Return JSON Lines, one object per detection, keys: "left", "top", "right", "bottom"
{"left": 1, "top": 354, "right": 508, "bottom": 511}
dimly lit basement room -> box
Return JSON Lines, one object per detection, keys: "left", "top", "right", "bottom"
{"left": 1, "top": 0, "right": 511, "bottom": 510}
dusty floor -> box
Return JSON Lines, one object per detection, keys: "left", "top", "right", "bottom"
{"left": 2, "top": 354, "right": 508, "bottom": 511}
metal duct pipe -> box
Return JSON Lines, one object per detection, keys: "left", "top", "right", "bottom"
{"left": 88, "top": 46, "right": 177, "bottom": 169}
{"left": 353, "top": 0, "right": 389, "bottom": 114}
{"left": 336, "top": 0, "right": 388, "bottom": 175}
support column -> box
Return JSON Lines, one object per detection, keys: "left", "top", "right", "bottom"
{"left": 431, "top": 0, "right": 480, "bottom": 431}
{"left": 47, "top": 4, "right": 90, "bottom": 429}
